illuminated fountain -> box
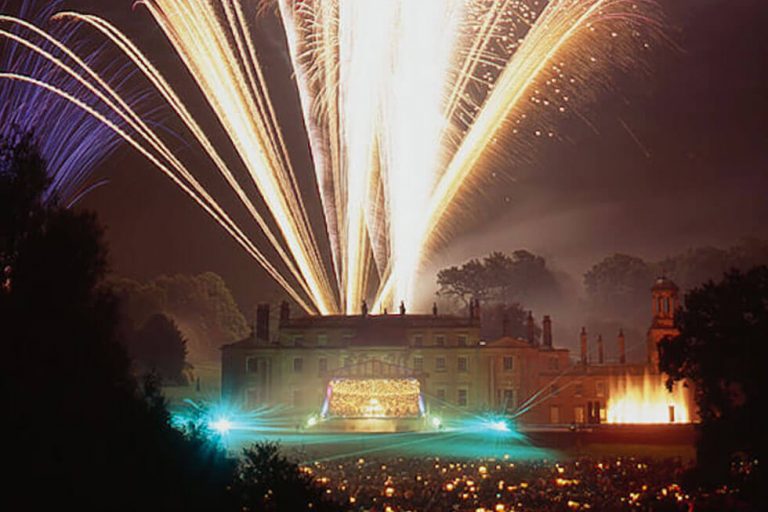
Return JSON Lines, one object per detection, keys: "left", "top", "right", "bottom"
{"left": 606, "top": 371, "right": 692, "bottom": 424}
{"left": 326, "top": 378, "right": 423, "bottom": 419}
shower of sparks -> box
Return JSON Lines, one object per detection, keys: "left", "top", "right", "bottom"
{"left": 0, "top": 0, "right": 661, "bottom": 314}
{"left": 0, "top": 1, "right": 151, "bottom": 206}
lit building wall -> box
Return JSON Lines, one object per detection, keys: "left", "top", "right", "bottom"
{"left": 221, "top": 278, "right": 695, "bottom": 426}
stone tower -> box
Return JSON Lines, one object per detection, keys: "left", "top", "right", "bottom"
{"left": 646, "top": 276, "right": 680, "bottom": 370}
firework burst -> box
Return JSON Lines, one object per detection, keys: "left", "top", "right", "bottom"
{"left": 0, "top": 0, "right": 662, "bottom": 314}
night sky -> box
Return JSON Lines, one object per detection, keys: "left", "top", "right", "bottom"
{"left": 62, "top": 0, "right": 768, "bottom": 315}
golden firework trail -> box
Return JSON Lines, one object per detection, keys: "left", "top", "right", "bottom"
{"left": 0, "top": 1, "right": 660, "bottom": 315}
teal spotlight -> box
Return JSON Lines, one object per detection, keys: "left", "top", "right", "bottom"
{"left": 487, "top": 419, "right": 510, "bottom": 432}
{"left": 209, "top": 417, "right": 233, "bottom": 435}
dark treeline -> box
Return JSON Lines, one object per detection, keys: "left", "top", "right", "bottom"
{"left": 436, "top": 251, "right": 558, "bottom": 340}
{"left": 110, "top": 272, "right": 250, "bottom": 362}
{"left": 436, "top": 241, "right": 768, "bottom": 358}
{"left": 1, "top": 133, "right": 345, "bottom": 511}
{"left": 123, "top": 312, "right": 190, "bottom": 386}
{"left": 584, "top": 240, "right": 768, "bottom": 324}
{"left": 660, "top": 267, "right": 768, "bottom": 501}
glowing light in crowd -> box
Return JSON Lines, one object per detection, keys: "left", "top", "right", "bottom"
{"left": 606, "top": 372, "right": 691, "bottom": 424}
{"left": 0, "top": 1, "right": 661, "bottom": 313}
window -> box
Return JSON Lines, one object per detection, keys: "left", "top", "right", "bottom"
{"left": 458, "top": 335, "right": 468, "bottom": 347}
{"left": 292, "top": 334, "right": 304, "bottom": 345}
{"left": 435, "top": 356, "right": 446, "bottom": 371}
{"left": 549, "top": 405, "right": 560, "bottom": 424}
{"left": 550, "top": 384, "right": 559, "bottom": 396}
{"left": 574, "top": 382, "right": 584, "bottom": 397}
{"left": 293, "top": 357, "right": 303, "bottom": 373}
{"left": 343, "top": 357, "right": 352, "bottom": 368}
{"left": 503, "top": 389, "right": 516, "bottom": 411}
{"left": 503, "top": 356, "right": 514, "bottom": 371}
{"left": 458, "top": 356, "right": 469, "bottom": 372}
{"left": 436, "top": 388, "right": 447, "bottom": 402}
{"left": 246, "top": 357, "right": 259, "bottom": 373}
{"left": 457, "top": 389, "right": 468, "bottom": 407}
{"left": 574, "top": 406, "right": 585, "bottom": 424}
{"left": 435, "top": 335, "right": 445, "bottom": 347}
{"left": 413, "top": 334, "right": 423, "bottom": 347}
{"left": 318, "top": 357, "right": 327, "bottom": 375}
{"left": 317, "top": 333, "right": 328, "bottom": 346}
{"left": 587, "top": 401, "right": 602, "bottom": 423}
{"left": 596, "top": 381, "right": 606, "bottom": 397}
{"left": 413, "top": 357, "right": 424, "bottom": 372}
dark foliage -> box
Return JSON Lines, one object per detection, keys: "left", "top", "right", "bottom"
{"left": 1, "top": 133, "right": 234, "bottom": 510}
{"left": 1, "top": 133, "right": 353, "bottom": 511}
{"left": 437, "top": 251, "right": 559, "bottom": 307}
{"left": 126, "top": 313, "right": 189, "bottom": 385}
{"left": 585, "top": 241, "right": 768, "bottom": 326}
{"left": 109, "top": 272, "right": 249, "bottom": 361}
{"left": 231, "top": 441, "right": 349, "bottom": 512}
{"left": 584, "top": 253, "right": 653, "bottom": 320}
{"left": 659, "top": 267, "right": 768, "bottom": 502}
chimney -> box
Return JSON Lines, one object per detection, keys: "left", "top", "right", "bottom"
{"left": 469, "top": 300, "right": 475, "bottom": 320}
{"left": 279, "top": 301, "right": 290, "bottom": 326}
{"left": 432, "top": 302, "right": 438, "bottom": 316}
{"left": 580, "top": 327, "right": 588, "bottom": 365}
{"left": 526, "top": 311, "right": 536, "bottom": 345}
{"left": 361, "top": 300, "right": 368, "bottom": 317}
{"left": 474, "top": 299, "right": 481, "bottom": 321}
{"left": 256, "top": 303, "right": 270, "bottom": 343}
{"left": 618, "top": 328, "right": 626, "bottom": 364}
{"left": 542, "top": 315, "right": 553, "bottom": 349}
{"left": 399, "top": 300, "right": 406, "bottom": 316}
{"left": 597, "top": 334, "right": 604, "bottom": 364}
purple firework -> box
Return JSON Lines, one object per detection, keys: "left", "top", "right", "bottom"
{"left": 0, "top": 0, "right": 156, "bottom": 206}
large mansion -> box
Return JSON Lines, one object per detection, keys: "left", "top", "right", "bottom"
{"left": 221, "top": 278, "right": 690, "bottom": 428}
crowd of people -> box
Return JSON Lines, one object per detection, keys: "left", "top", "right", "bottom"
{"left": 329, "top": 378, "right": 422, "bottom": 418}
{"left": 300, "top": 455, "right": 744, "bottom": 511}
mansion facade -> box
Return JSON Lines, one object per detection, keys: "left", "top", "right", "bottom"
{"left": 221, "top": 278, "right": 689, "bottom": 426}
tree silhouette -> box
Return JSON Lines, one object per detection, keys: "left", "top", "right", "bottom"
{"left": 127, "top": 313, "right": 189, "bottom": 385}
{"left": 231, "top": 441, "right": 349, "bottom": 512}
{"left": 659, "top": 267, "right": 768, "bottom": 502}
{"left": 110, "top": 271, "right": 249, "bottom": 360}
{"left": 1, "top": 133, "right": 234, "bottom": 510}
{"left": 437, "top": 250, "right": 559, "bottom": 309}
{"left": 584, "top": 253, "right": 653, "bottom": 319}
